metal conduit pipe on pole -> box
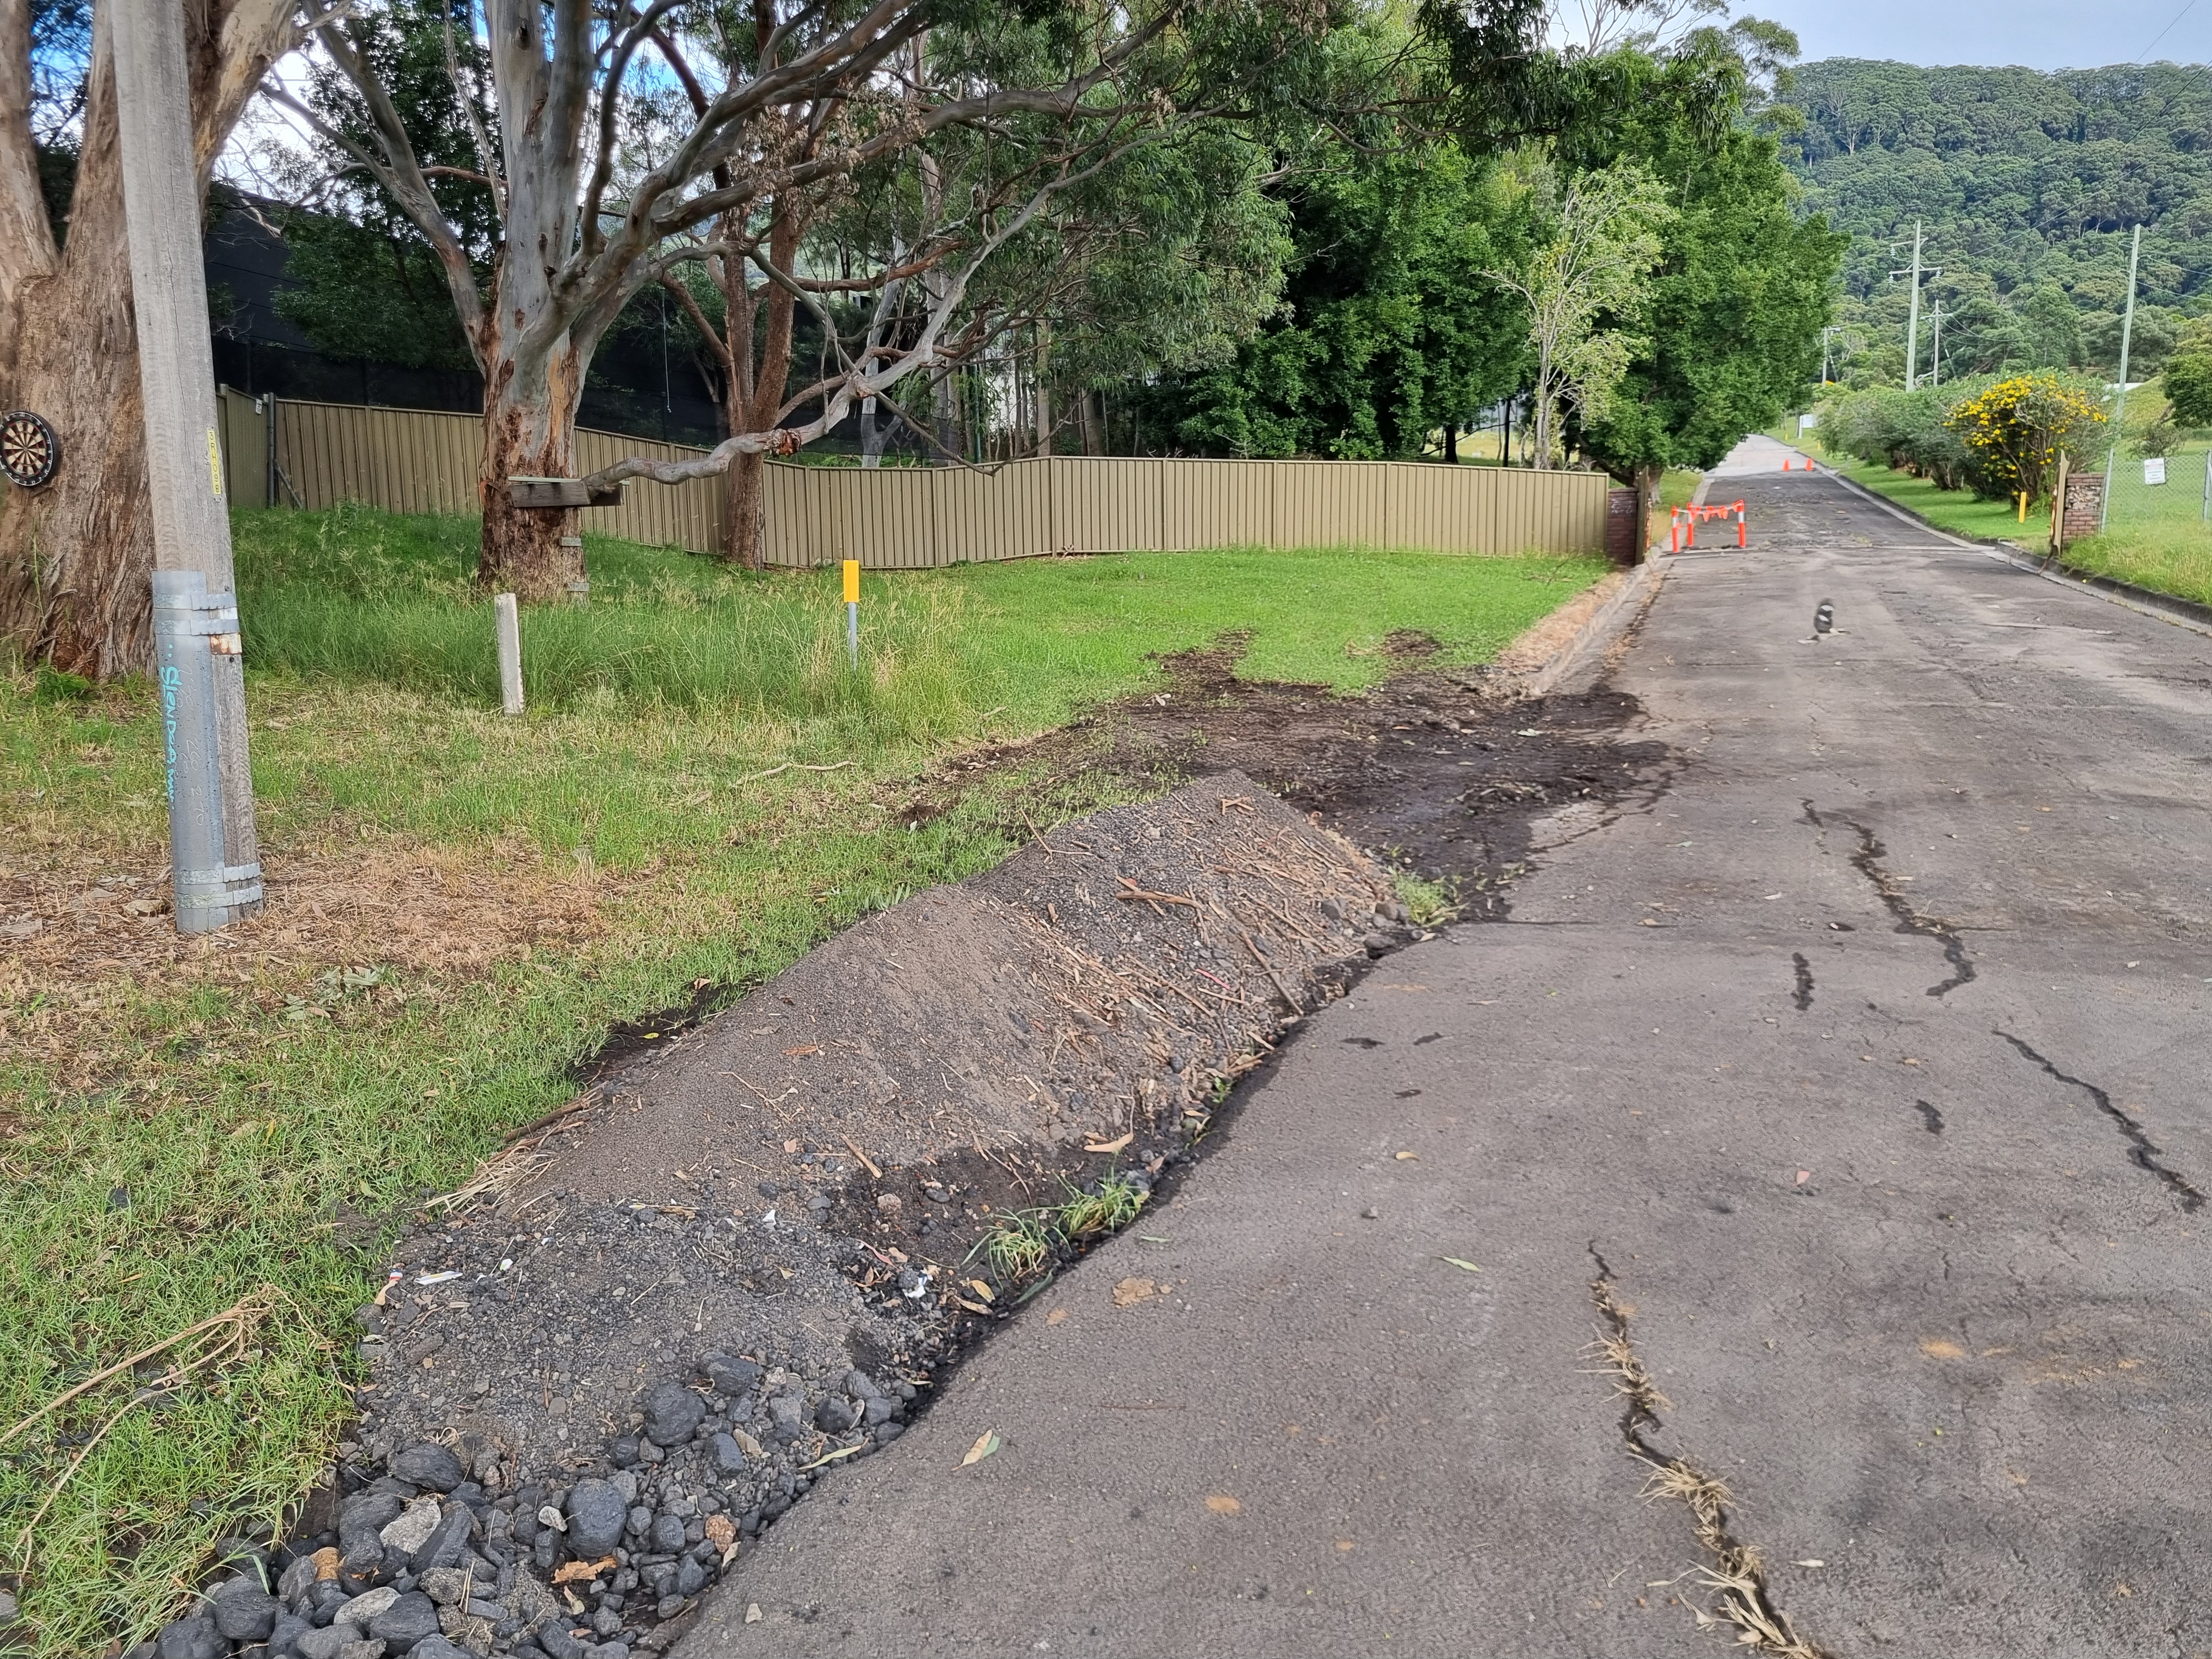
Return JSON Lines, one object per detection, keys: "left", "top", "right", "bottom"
{"left": 113, "top": 0, "right": 263, "bottom": 935}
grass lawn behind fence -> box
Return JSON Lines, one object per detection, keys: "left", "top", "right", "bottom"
{"left": 2, "top": 505, "right": 1606, "bottom": 1656}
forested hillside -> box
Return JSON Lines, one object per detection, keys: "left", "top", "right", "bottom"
{"left": 1780, "top": 59, "right": 2212, "bottom": 385}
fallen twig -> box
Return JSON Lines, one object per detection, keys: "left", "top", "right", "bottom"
{"left": 1240, "top": 931, "right": 1304, "bottom": 1014}
{"left": 1114, "top": 877, "right": 1199, "bottom": 909}
{"left": 733, "top": 760, "right": 857, "bottom": 787}
{"left": 840, "top": 1134, "right": 883, "bottom": 1179}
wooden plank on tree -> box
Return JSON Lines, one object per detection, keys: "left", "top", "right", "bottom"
{"left": 509, "top": 476, "right": 625, "bottom": 509}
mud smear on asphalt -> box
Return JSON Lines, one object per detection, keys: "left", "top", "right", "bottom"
{"left": 915, "top": 635, "right": 1668, "bottom": 916}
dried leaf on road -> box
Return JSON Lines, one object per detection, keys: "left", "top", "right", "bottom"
{"left": 1205, "top": 1494, "right": 1243, "bottom": 1515}
{"left": 961, "top": 1431, "right": 1001, "bottom": 1467}
{"left": 745, "top": 1604, "right": 762, "bottom": 1624}
{"left": 1112, "top": 1277, "right": 1158, "bottom": 1307}
{"left": 1439, "top": 1257, "right": 1481, "bottom": 1272}
{"left": 1084, "top": 1131, "right": 1134, "bottom": 1154}
{"left": 552, "top": 1557, "right": 614, "bottom": 1585}
{"left": 1395, "top": 1150, "right": 1419, "bottom": 1161}
{"left": 704, "top": 1515, "right": 736, "bottom": 1551}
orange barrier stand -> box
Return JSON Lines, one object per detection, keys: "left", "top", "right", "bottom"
{"left": 1668, "top": 499, "right": 1747, "bottom": 552}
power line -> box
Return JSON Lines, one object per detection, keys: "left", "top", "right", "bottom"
{"left": 2139, "top": 0, "right": 2200, "bottom": 61}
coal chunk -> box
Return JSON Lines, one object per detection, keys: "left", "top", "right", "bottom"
{"left": 212, "top": 1582, "right": 281, "bottom": 1642}
{"left": 640, "top": 1382, "right": 706, "bottom": 1448}
{"left": 367, "top": 1592, "right": 440, "bottom": 1650}
{"left": 565, "top": 1478, "right": 627, "bottom": 1558}
{"left": 390, "top": 1445, "right": 467, "bottom": 1494}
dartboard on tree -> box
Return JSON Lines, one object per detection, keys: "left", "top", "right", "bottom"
{"left": 1, "top": 409, "right": 58, "bottom": 489}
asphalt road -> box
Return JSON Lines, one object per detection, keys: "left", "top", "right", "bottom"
{"left": 674, "top": 454, "right": 2212, "bottom": 1658}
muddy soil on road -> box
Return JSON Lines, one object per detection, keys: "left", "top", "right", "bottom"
{"left": 920, "top": 637, "right": 1668, "bottom": 915}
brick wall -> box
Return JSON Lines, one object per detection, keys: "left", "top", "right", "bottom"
{"left": 1605, "top": 488, "right": 1642, "bottom": 563}
{"left": 2058, "top": 472, "right": 2104, "bottom": 549}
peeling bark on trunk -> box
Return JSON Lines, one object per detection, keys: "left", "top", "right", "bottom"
{"left": 0, "top": 0, "right": 304, "bottom": 677}
{"left": 0, "top": 98, "right": 150, "bottom": 675}
{"left": 476, "top": 334, "right": 586, "bottom": 601}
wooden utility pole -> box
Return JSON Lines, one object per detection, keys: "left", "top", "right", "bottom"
{"left": 112, "top": 0, "right": 263, "bottom": 933}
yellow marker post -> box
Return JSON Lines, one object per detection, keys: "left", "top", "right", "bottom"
{"left": 842, "top": 559, "right": 859, "bottom": 667}
{"left": 2017, "top": 491, "right": 2028, "bottom": 523}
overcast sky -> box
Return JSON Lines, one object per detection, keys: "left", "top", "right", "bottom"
{"left": 1745, "top": 0, "right": 2210, "bottom": 70}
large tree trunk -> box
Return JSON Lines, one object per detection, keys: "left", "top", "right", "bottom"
{"left": 477, "top": 349, "right": 585, "bottom": 601}
{"left": 0, "top": 77, "right": 149, "bottom": 675}
{"left": 0, "top": 0, "right": 300, "bottom": 677}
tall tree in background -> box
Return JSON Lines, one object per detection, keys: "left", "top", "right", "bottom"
{"left": 0, "top": 0, "right": 340, "bottom": 678}
{"left": 1488, "top": 156, "right": 1672, "bottom": 468}
{"left": 1149, "top": 137, "right": 1535, "bottom": 459}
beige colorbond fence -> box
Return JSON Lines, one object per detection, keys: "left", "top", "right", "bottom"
{"left": 216, "top": 389, "right": 1611, "bottom": 564}
{"left": 217, "top": 388, "right": 727, "bottom": 553}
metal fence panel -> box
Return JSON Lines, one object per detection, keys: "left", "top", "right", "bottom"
{"left": 231, "top": 397, "right": 1612, "bottom": 563}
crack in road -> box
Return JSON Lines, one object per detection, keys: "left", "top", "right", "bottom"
{"left": 1802, "top": 802, "right": 1976, "bottom": 998}
{"left": 1995, "top": 1032, "right": 2206, "bottom": 1212}
{"left": 1585, "top": 1246, "right": 1826, "bottom": 1658}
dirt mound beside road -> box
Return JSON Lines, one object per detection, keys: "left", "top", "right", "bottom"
{"left": 315, "top": 773, "right": 1400, "bottom": 1654}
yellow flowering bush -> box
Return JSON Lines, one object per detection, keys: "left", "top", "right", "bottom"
{"left": 1943, "top": 374, "right": 2106, "bottom": 505}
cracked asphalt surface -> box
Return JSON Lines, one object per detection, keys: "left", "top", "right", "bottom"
{"left": 673, "top": 453, "right": 2212, "bottom": 1658}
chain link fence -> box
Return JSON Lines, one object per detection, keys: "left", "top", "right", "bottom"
{"left": 2099, "top": 441, "right": 2212, "bottom": 539}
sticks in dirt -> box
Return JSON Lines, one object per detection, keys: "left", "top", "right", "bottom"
{"left": 1240, "top": 930, "right": 1304, "bottom": 1015}
{"left": 840, "top": 1134, "right": 883, "bottom": 1179}
{"left": 1113, "top": 877, "right": 1199, "bottom": 909}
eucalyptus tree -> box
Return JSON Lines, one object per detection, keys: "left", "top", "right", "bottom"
{"left": 0, "top": 0, "right": 345, "bottom": 676}
{"left": 274, "top": 0, "right": 1343, "bottom": 588}
{"left": 1488, "top": 158, "right": 1672, "bottom": 468}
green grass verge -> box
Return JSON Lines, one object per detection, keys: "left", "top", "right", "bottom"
{"left": 2057, "top": 526, "right": 2212, "bottom": 608}
{"left": 2, "top": 505, "right": 1605, "bottom": 1655}
{"left": 1656, "top": 469, "right": 1702, "bottom": 518}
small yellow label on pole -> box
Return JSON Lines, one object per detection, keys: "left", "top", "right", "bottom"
{"left": 207, "top": 427, "right": 224, "bottom": 498}
{"left": 842, "top": 559, "right": 860, "bottom": 603}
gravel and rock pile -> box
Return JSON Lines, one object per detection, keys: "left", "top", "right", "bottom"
{"left": 137, "top": 772, "right": 1410, "bottom": 1659}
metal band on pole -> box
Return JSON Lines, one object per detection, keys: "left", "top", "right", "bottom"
{"left": 152, "top": 571, "right": 260, "bottom": 930}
